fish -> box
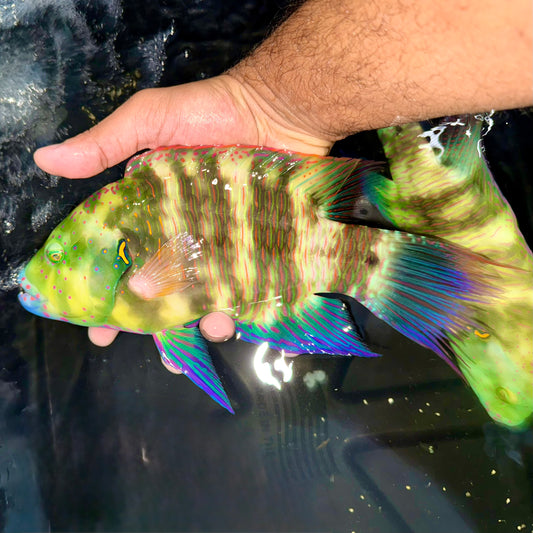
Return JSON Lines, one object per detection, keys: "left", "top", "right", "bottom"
{"left": 373, "top": 116, "right": 533, "bottom": 429}
{"left": 18, "top": 145, "right": 497, "bottom": 413}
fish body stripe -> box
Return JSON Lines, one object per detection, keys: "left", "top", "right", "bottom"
{"left": 106, "top": 146, "right": 377, "bottom": 329}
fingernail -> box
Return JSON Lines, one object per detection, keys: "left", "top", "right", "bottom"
{"left": 34, "top": 144, "right": 61, "bottom": 161}
{"left": 200, "top": 312, "right": 235, "bottom": 342}
{"left": 35, "top": 143, "right": 65, "bottom": 155}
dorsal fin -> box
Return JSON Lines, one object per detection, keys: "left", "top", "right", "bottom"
{"left": 287, "top": 156, "right": 389, "bottom": 224}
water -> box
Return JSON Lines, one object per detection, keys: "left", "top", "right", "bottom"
{"left": 0, "top": 0, "right": 532, "bottom": 531}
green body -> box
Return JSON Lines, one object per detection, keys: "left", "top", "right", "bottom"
{"left": 22, "top": 147, "right": 400, "bottom": 332}
{"left": 377, "top": 117, "right": 533, "bottom": 428}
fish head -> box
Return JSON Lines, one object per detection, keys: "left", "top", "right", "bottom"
{"left": 455, "top": 330, "right": 533, "bottom": 430}
{"left": 18, "top": 218, "right": 131, "bottom": 326}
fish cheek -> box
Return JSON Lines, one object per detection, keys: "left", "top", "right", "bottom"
{"left": 85, "top": 254, "right": 128, "bottom": 320}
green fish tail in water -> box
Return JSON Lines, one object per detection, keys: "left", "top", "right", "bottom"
{"left": 375, "top": 115, "right": 533, "bottom": 429}
{"left": 19, "top": 145, "right": 497, "bottom": 413}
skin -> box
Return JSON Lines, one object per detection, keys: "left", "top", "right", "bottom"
{"left": 33, "top": 0, "right": 532, "bottom": 364}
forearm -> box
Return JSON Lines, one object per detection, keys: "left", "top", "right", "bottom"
{"left": 229, "top": 0, "right": 533, "bottom": 140}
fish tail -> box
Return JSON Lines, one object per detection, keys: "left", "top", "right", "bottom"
{"left": 356, "top": 230, "right": 500, "bottom": 362}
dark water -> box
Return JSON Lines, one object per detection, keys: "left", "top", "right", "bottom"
{"left": 0, "top": 1, "right": 532, "bottom": 531}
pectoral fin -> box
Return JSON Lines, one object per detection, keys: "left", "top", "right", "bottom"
{"left": 153, "top": 328, "right": 234, "bottom": 413}
{"left": 129, "top": 234, "right": 202, "bottom": 299}
{"left": 237, "top": 295, "right": 380, "bottom": 357}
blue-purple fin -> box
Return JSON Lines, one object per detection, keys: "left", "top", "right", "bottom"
{"left": 153, "top": 328, "right": 234, "bottom": 413}
{"left": 359, "top": 232, "right": 495, "bottom": 371}
{"left": 236, "top": 295, "right": 380, "bottom": 357}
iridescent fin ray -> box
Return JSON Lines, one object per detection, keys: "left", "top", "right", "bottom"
{"left": 360, "top": 232, "right": 496, "bottom": 369}
{"left": 288, "top": 158, "right": 389, "bottom": 224}
{"left": 237, "top": 295, "right": 380, "bottom": 357}
{"left": 129, "top": 234, "right": 201, "bottom": 300}
{"left": 153, "top": 328, "right": 234, "bottom": 413}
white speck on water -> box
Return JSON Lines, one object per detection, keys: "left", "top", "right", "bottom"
{"left": 348, "top": 507, "right": 354, "bottom": 513}
{"left": 442, "top": 486, "right": 447, "bottom": 492}
{"left": 363, "top": 399, "right": 368, "bottom": 405}
{"left": 30, "top": 199, "right": 53, "bottom": 231}
{"left": 359, "top": 494, "right": 365, "bottom": 500}
{"left": 388, "top": 398, "right": 394, "bottom": 405}
{"left": 465, "top": 491, "right": 471, "bottom": 497}
{"left": 303, "top": 370, "right": 327, "bottom": 390}
{"left": 435, "top": 412, "right": 441, "bottom": 417}
{"left": 506, "top": 498, "right": 511, "bottom": 504}
{"left": 406, "top": 485, "right": 411, "bottom": 491}
{"left": 491, "top": 469, "right": 497, "bottom": 475}
{"left": 3, "top": 219, "right": 14, "bottom": 234}
{"left": 141, "top": 446, "right": 149, "bottom": 464}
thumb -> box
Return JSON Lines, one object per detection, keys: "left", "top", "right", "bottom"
{"left": 33, "top": 89, "right": 164, "bottom": 179}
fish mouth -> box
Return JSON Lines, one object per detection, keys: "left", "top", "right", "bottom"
{"left": 17, "top": 267, "right": 51, "bottom": 319}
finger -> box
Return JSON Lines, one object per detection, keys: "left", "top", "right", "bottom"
{"left": 199, "top": 312, "right": 235, "bottom": 342}
{"left": 33, "top": 88, "right": 167, "bottom": 179}
{"left": 88, "top": 326, "right": 119, "bottom": 346}
{"left": 160, "top": 357, "right": 183, "bottom": 375}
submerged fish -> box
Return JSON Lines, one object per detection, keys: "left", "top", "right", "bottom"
{"left": 375, "top": 116, "right": 533, "bottom": 429}
{"left": 18, "top": 146, "right": 496, "bottom": 413}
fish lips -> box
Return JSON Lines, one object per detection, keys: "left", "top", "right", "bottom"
{"left": 17, "top": 266, "right": 67, "bottom": 320}
{"left": 18, "top": 266, "right": 49, "bottom": 318}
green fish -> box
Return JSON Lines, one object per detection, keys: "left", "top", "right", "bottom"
{"left": 18, "top": 146, "right": 496, "bottom": 413}
{"left": 374, "top": 116, "right": 533, "bottom": 429}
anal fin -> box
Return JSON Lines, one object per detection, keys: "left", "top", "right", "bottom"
{"left": 153, "top": 328, "right": 234, "bottom": 413}
{"left": 237, "top": 295, "right": 380, "bottom": 357}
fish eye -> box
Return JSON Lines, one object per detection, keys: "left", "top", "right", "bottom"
{"left": 496, "top": 386, "right": 518, "bottom": 405}
{"left": 46, "top": 242, "right": 64, "bottom": 263}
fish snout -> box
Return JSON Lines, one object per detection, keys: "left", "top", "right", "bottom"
{"left": 18, "top": 267, "right": 48, "bottom": 318}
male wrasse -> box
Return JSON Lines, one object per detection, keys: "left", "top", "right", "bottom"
{"left": 375, "top": 116, "right": 533, "bottom": 429}
{"left": 18, "top": 146, "right": 497, "bottom": 413}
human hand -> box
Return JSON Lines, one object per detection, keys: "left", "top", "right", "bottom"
{"left": 33, "top": 74, "right": 334, "bottom": 352}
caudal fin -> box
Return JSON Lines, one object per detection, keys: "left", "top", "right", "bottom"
{"left": 357, "top": 230, "right": 499, "bottom": 367}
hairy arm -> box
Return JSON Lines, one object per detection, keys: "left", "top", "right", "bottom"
{"left": 229, "top": 0, "right": 533, "bottom": 141}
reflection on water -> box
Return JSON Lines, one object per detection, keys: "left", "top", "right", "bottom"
{"left": 0, "top": 0, "right": 532, "bottom": 531}
{"left": 253, "top": 343, "right": 294, "bottom": 391}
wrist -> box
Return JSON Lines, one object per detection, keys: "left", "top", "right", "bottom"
{"left": 222, "top": 68, "right": 334, "bottom": 155}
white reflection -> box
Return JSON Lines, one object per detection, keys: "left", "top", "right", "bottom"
{"left": 274, "top": 351, "right": 293, "bottom": 383}
{"left": 253, "top": 343, "right": 294, "bottom": 390}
